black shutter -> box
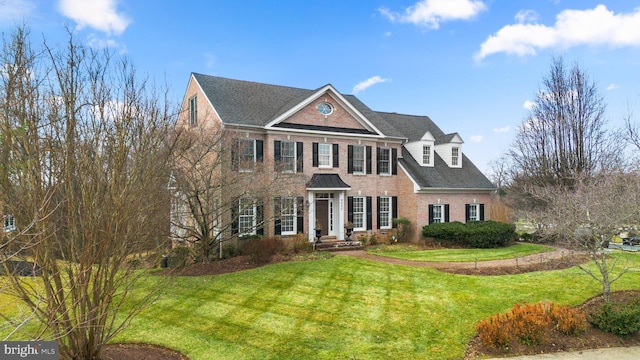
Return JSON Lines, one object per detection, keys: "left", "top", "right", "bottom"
{"left": 444, "top": 204, "right": 450, "bottom": 223}
{"left": 428, "top": 205, "right": 434, "bottom": 224}
{"left": 274, "top": 140, "right": 281, "bottom": 171}
{"left": 256, "top": 198, "right": 264, "bottom": 235}
{"left": 376, "top": 147, "right": 381, "bottom": 175}
{"left": 347, "top": 145, "right": 354, "bottom": 174}
{"left": 296, "top": 142, "right": 303, "bottom": 173}
{"left": 465, "top": 204, "right": 470, "bottom": 222}
{"left": 231, "top": 138, "right": 239, "bottom": 171}
{"left": 366, "top": 196, "right": 372, "bottom": 231}
{"left": 391, "top": 148, "right": 397, "bottom": 175}
{"left": 231, "top": 199, "right": 239, "bottom": 235}
{"left": 312, "top": 142, "right": 318, "bottom": 167}
{"left": 480, "top": 204, "right": 485, "bottom": 221}
{"left": 376, "top": 196, "right": 381, "bottom": 229}
{"left": 274, "top": 198, "right": 281, "bottom": 235}
{"left": 333, "top": 144, "right": 339, "bottom": 167}
{"left": 366, "top": 146, "right": 372, "bottom": 174}
{"left": 256, "top": 140, "right": 263, "bottom": 163}
{"left": 392, "top": 196, "right": 398, "bottom": 228}
{"left": 297, "top": 197, "right": 304, "bottom": 233}
{"left": 347, "top": 197, "right": 353, "bottom": 224}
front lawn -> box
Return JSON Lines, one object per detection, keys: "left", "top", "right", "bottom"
{"left": 367, "top": 243, "right": 556, "bottom": 262}
{"left": 2, "top": 251, "right": 639, "bottom": 359}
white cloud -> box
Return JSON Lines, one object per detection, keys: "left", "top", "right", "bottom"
{"left": 515, "top": 9, "right": 539, "bottom": 24}
{"left": 58, "top": 0, "right": 131, "bottom": 35}
{"left": 606, "top": 83, "right": 619, "bottom": 91}
{"left": 469, "top": 135, "right": 483, "bottom": 143}
{"left": 0, "top": 0, "right": 34, "bottom": 23}
{"left": 352, "top": 76, "right": 389, "bottom": 94}
{"left": 493, "top": 126, "right": 510, "bottom": 133}
{"left": 475, "top": 5, "right": 640, "bottom": 60}
{"left": 523, "top": 100, "right": 535, "bottom": 110}
{"left": 380, "top": 0, "right": 487, "bottom": 29}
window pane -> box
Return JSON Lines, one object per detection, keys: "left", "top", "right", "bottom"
{"left": 353, "top": 197, "right": 364, "bottom": 229}
{"left": 423, "top": 145, "right": 430, "bottom": 164}
{"left": 239, "top": 139, "right": 255, "bottom": 171}
{"left": 379, "top": 148, "right": 390, "bottom": 174}
{"left": 353, "top": 145, "right": 364, "bottom": 173}
{"left": 281, "top": 197, "right": 295, "bottom": 233}
{"left": 433, "top": 205, "right": 442, "bottom": 223}
{"left": 281, "top": 141, "right": 295, "bottom": 172}
{"left": 239, "top": 198, "right": 255, "bottom": 235}
{"left": 380, "top": 197, "right": 390, "bottom": 228}
{"left": 452, "top": 147, "right": 459, "bottom": 166}
{"left": 318, "top": 143, "right": 331, "bottom": 167}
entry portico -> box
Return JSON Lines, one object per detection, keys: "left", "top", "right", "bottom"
{"left": 306, "top": 174, "right": 350, "bottom": 241}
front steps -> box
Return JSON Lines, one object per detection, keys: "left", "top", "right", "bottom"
{"left": 314, "top": 238, "right": 363, "bottom": 252}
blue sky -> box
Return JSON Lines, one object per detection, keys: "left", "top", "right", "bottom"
{"left": 2, "top": 0, "right": 640, "bottom": 174}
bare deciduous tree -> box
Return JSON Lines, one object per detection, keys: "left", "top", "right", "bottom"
{"left": 170, "top": 123, "right": 305, "bottom": 262}
{"left": 0, "top": 26, "right": 175, "bottom": 359}
{"left": 523, "top": 172, "right": 640, "bottom": 303}
{"left": 508, "top": 57, "right": 621, "bottom": 193}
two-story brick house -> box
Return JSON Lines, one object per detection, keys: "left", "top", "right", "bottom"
{"left": 174, "top": 73, "right": 495, "bottom": 243}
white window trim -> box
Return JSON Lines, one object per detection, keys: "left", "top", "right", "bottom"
{"left": 318, "top": 143, "right": 332, "bottom": 168}
{"left": 353, "top": 145, "right": 365, "bottom": 174}
{"left": 3, "top": 214, "right": 16, "bottom": 233}
{"left": 239, "top": 199, "right": 256, "bottom": 236}
{"left": 422, "top": 145, "right": 432, "bottom": 166}
{"left": 468, "top": 204, "right": 479, "bottom": 221}
{"left": 239, "top": 138, "right": 256, "bottom": 172}
{"left": 379, "top": 196, "right": 392, "bottom": 229}
{"left": 280, "top": 197, "right": 297, "bottom": 236}
{"left": 189, "top": 95, "right": 197, "bottom": 126}
{"left": 281, "top": 141, "right": 296, "bottom": 173}
{"left": 353, "top": 197, "right": 366, "bottom": 231}
{"left": 432, "top": 204, "right": 444, "bottom": 224}
{"left": 379, "top": 147, "right": 391, "bottom": 175}
{"left": 451, "top": 147, "right": 460, "bottom": 167}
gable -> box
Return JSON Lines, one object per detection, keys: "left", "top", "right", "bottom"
{"left": 266, "top": 85, "right": 383, "bottom": 137}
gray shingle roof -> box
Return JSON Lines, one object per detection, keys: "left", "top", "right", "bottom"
{"left": 398, "top": 148, "right": 494, "bottom": 189}
{"left": 306, "top": 174, "right": 351, "bottom": 190}
{"left": 192, "top": 73, "right": 405, "bottom": 138}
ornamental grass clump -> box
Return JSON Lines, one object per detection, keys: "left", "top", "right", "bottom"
{"left": 476, "top": 302, "right": 587, "bottom": 349}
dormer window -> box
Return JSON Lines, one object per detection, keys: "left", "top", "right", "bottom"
{"left": 422, "top": 145, "right": 431, "bottom": 165}
{"left": 451, "top": 147, "right": 459, "bottom": 166}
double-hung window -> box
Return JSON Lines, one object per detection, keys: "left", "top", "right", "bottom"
{"left": 189, "top": 95, "right": 197, "bottom": 126}
{"left": 466, "top": 204, "right": 484, "bottom": 222}
{"left": 352, "top": 145, "right": 365, "bottom": 174}
{"left": 451, "top": 147, "right": 459, "bottom": 166}
{"left": 379, "top": 197, "right": 391, "bottom": 229}
{"left": 378, "top": 148, "right": 390, "bottom": 175}
{"left": 238, "top": 198, "right": 256, "bottom": 236}
{"left": 352, "top": 197, "right": 365, "bottom": 230}
{"left": 432, "top": 204, "right": 444, "bottom": 223}
{"left": 280, "top": 141, "right": 296, "bottom": 173}
{"left": 239, "top": 139, "right": 255, "bottom": 172}
{"left": 280, "top": 197, "right": 296, "bottom": 235}
{"left": 3, "top": 214, "right": 16, "bottom": 233}
{"left": 318, "top": 143, "right": 332, "bottom": 168}
{"left": 423, "top": 145, "right": 431, "bottom": 165}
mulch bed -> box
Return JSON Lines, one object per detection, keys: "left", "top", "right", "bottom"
{"left": 441, "top": 254, "right": 591, "bottom": 275}
{"left": 101, "top": 343, "right": 188, "bottom": 360}
{"left": 464, "top": 290, "right": 640, "bottom": 359}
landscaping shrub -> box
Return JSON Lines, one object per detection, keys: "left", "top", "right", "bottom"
{"left": 588, "top": 300, "right": 640, "bottom": 337}
{"left": 242, "top": 237, "right": 285, "bottom": 264}
{"left": 392, "top": 217, "right": 413, "bottom": 242}
{"left": 292, "top": 233, "right": 311, "bottom": 253}
{"left": 422, "top": 221, "right": 515, "bottom": 248}
{"left": 166, "top": 246, "right": 192, "bottom": 268}
{"left": 221, "top": 244, "right": 241, "bottom": 259}
{"left": 476, "top": 302, "right": 587, "bottom": 349}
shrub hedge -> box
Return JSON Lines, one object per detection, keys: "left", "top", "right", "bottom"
{"left": 422, "top": 221, "right": 516, "bottom": 248}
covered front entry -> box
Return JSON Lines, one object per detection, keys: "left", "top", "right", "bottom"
{"left": 306, "top": 174, "right": 351, "bottom": 242}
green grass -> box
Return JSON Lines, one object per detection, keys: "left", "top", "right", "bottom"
{"left": 367, "top": 243, "right": 556, "bottom": 262}
{"left": 2, "top": 252, "right": 640, "bottom": 360}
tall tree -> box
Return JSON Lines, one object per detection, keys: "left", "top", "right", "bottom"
{"left": 508, "top": 56, "right": 620, "bottom": 193}
{"left": 0, "top": 27, "right": 175, "bottom": 359}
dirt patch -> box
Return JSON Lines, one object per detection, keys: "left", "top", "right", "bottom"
{"left": 464, "top": 290, "right": 640, "bottom": 359}
{"left": 440, "top": 253, "right": 590, "bottom": 275}
{"left": 101, "top": 343, "right": 188, "bottom": 360}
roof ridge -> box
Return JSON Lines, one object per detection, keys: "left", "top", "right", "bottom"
{"left": 192, "top": 72, "right": 316, "bottom": 93}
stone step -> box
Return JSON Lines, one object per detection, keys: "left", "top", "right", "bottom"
{"left": 315, "top": 240, "right": 363, "bottom": 252}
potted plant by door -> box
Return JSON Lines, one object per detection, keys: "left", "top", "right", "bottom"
{"left": 344, "top": 221, "right": 354, "bottom": 241}
{"left": 315, "top": 222, "right": 323, "bottom": 243}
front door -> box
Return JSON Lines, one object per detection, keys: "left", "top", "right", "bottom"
{"left": 315, "top": 200, "right": 329, "bottom": 236}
